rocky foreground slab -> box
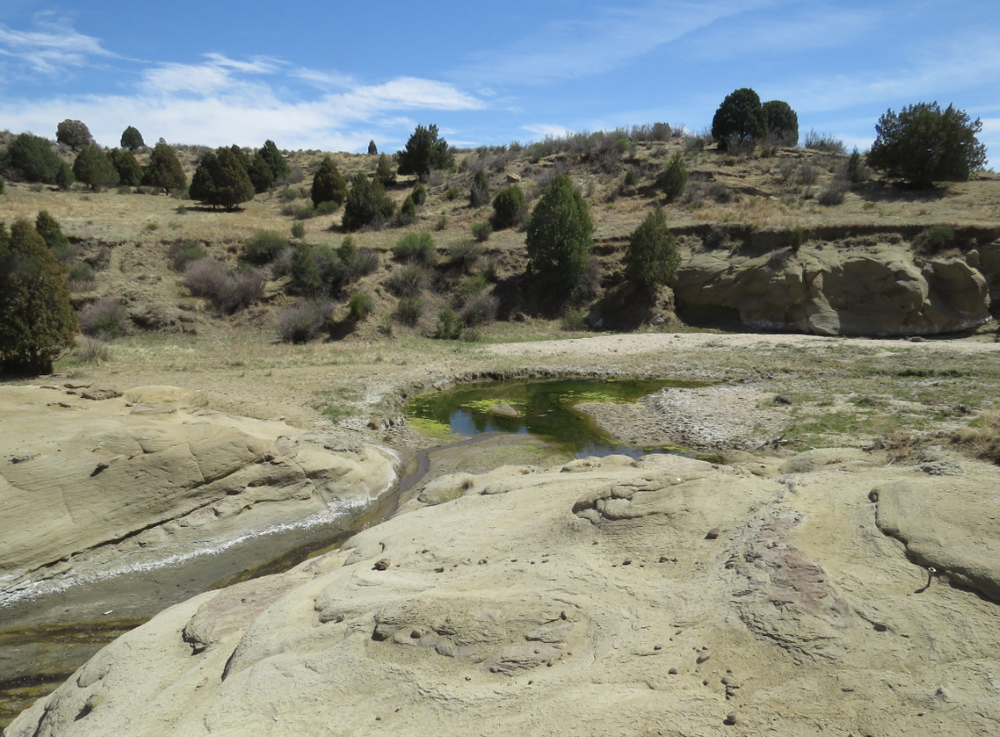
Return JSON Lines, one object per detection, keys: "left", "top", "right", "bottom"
{"left": 9, "top": 447, "right": 1000, "bottom": 736}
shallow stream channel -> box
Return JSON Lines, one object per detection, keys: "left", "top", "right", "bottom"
{"left": 0, "top": 376, "right": 702, "bottom": 729}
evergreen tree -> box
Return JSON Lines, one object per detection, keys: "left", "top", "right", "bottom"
{"left": 54, "top": 162, "right": 74, "bottom": 190}
{"left": 0, "top": 219, "right": 77, "bottom": 374}
{"left": 107, "top": 148, "right": 144, "bottom": 186}
{"left": 229, "top": 144, "right": 251, "bottom": 172}
{"left": 248, "top": 153, "right": 274, "bottom": 194}
{"left": 368, "top": 140, "right": 378, "bottom": 155}
{"left": 867, "top": 102, "right": 988, "bottom": 187}
{"left": 656, "top": 152, "right": 687, "bottom": 202}
{"left": 56, "top": 119, "right": 93, "bottom": 150}
{"left": 189, "top": 148, "right": 254, "bottom": 210}
{"left": 257, "top": 140, "right": 289, "bottom": 182}
{"left": 311, "top": 156, "right": 348, "bottom": 208}
{"left": 35, "top": 211, "right": 69, "bottom": 252}
{"left": 711, "top": 88, "right": 768, "bottom": 151}
{"left": 5, "top": 133, "right": 66, "bottom": 183}
{"left": 411, "top": 181, "right": 427, "bottom": 206}
{"left": 375, "top": 154, "right": 395, "bottom": 186}
{"left": 342, "top": 172, "right": 396, "bottom": 231}
{"left": 623, "top": 206, "right": 680, "bottom": 290}
{"left": 525, "top": 173, "right": 594, "bottom": 292}
{"left": 142, "top": 142, "right": 186, "bottom": 193}
{"left": 72, "top": 144, "right": 120, "bottom": 191}
{"left": 120, "top": 126, "right": 145, "bottom": 150}
{"left": 397, "top": 124, "right": 454, "bottom": 178}
{"left": 762, "top": 100, "right": 799, "bottom": 145}
{"left": 491, "top": 184, "right": 527, "bottom": 229}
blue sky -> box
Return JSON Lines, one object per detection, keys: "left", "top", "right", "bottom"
{"left": 0, "top": 1, "right": 997, "bottom": 165}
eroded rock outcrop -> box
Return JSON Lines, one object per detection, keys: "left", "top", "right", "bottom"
{"left": 11, "top": 451, "right": 1000, "bottom": 736}
{"left": 674, "top": 242, "right": 993, "bottom": 336}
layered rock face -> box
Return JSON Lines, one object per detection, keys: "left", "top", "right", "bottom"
{"left": 674, "top": 241, "right": 994, "bottom": 336}
{"left": 0, "top": 385, "right": 399, "bottom": 604}
{"left": 11, "top": 451, "right": 1000, "bottom": 737}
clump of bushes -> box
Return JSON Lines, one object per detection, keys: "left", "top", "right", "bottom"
{"left": 66, "top": 261, "right": 96, "bottom": 291}
{"left": 817, "top": 180, "right": 848, "bottom": 206}
{"left": 469, "top": 169, "right": 490, "bottom": 207}
{"left": 183, "top": 260, "right": 264, "bottom": 312}
{"left": 491, "top": 184, "right": 527, "bottom": 229}
{"left": 348, "top": 292, "right": 374, "bottom": 321}
{"left": 448, "top": 242, "right": 483, "bottom": 271}
{"left": 242, "top": 231, "right": 289, "bottom": 265}
{"left": 79, "top": 299, "right": 128, "bottom": 338}
{"left": 919, "top": 224, "right": 957, "bottom": 253}
{"left": 395, "top": 297, "right": 424, "bottom": 326}
{"left": 471, "top": 221, "right": 492, "bottom": 242}
{"left": 386, "top": 265, "right": 427, "bottom": 297}
{"left": 803, "top": 130, "right": 846, "bottom": 154}
{"left": 392, "top": 232, "right": 436, "bottom": 266}
{"left": 656, "top": 152, "right": 687, "bottom": 202}
{"left": 277, "top": 301, "right": 333, "bottom": 343}
{"left": 290, "top": 243, "right": 347, "bottom": 297}
{"left": 434, "top": 309, "right": 463, "bottom": 339}
{"left": 459, "top": 293, "right": 498, "bottom": 327}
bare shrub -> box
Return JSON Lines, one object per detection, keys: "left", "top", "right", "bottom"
{"left": 777, "top": 160, "right": 798, "bottom": 183}
{"left": 74, "top": 337, "right": 112, "bottom": 363}
{"left": 395, "top": 297, "right": 424, "bottom": 326}
{"left": 797, "top": 162, "right": 819, "bottom": 186}
{"left": 183, "top": 259, "right": 229, "bottom": 298}
{"left": 803, "top": 130, "right": 846, "bottom": 154}
{"left": 386, "top": 265, "right": 426, "bottom": 297}
{"left": 705, "top": 182, "right": 733, "bottom": 203}
{"left": 459, "top": 293, "right": 498, "bottom": 327}
{"left": 277, "top": 301, "right": 333, "bottom": 343}
{"left": 449, "top": 242, "right": 483, "bottom": 272}
{"left": 818, "top": 180, "right": 849, "bottom": 206}
{"left": 183, "top": 260, "right": 263, "bottom": 312}
{"left": 79, "top": 298, "right": 128, "bottom": 338}
{"left": 66, "top": 261, "right": 96, "bottom": 292}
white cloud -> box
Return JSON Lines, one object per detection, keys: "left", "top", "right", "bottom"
{"left": 455, "top": 0, "right": 774, "bottom": 85}
{"left": 522, "top": 124, "right": 572, "bottom": 139}
{"left": 0, "top": 12, "right": 114, "bottom": 74}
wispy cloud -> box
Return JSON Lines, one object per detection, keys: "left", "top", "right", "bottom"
{"left": 142, "top": 54, "right": 285, "bottom": 94}
{"left": 522, "top": 124, "right": 572, "bottom": 139}
{"left": 0, "top": 11, "right": 114, "bottom": 75}
{"left": 454, "top": 0, "right": 773, "bottom": 86}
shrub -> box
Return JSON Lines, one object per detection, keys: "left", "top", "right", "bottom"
{"left": 120, "top": 126, "right": 144, "bottom": 150}
{"left": 803, "top": 130, "right": 846, "bottom": 154}
{"left": 375, "top": 154, "right": 395, "bottom": 186}
{"left": 315, "top": 200, "right": 339, "bottom": 216}
{"left": 342, "top": 172, "right": 395, "bottom": 231}
{"left": 762, "top": 100, "right": 799, "bottom": 145}
{"left": 392, "top": 232, "right": 436, "bottom": 265}
{"left": 54, "top": 162, "right": 74, "bottom": 190}
{"left": 290, "top": 243, "right": 347, "bottom": 297}
{"left": 623, "top": 168, "right": 636, "bottom": 188}
{"left": 797, "top": 162, "right": 819, "bottom": 186}
{"left": 397, "top": 124, "right": 454, "bottom": 178}
{"left": 79, "top": 298, "right": 128, "bottom": 338}
{"left": 73, "top": 144, "right": 120, "bottom": 191}
{"left": 0, "top": 219, "right": 77, "bottom": 374}
{"left": 348, "top": 292, "right": 374, "bottom": 321}
{"left": 74, "top": 337, "right": 112, "bottom": 364}
{"left": 561, "top": 308, "right": 588, "bottom": 331}
{"left": 711, "top": 88, "right": 768, "bottom": 151}
{"left": 435, "top": 214, "right": 448, "bottom": 231}
{"left": 5, "top": 133, "right": 67, "bottom": 184}
{"left": 56, "top": 119, "right": 92, "bottom": 150}
{"left": 412, "top": 181, "right": 427, "bottom": 205}
{"left": 142, "top": 142, "right": 187, "bottom": 193}
{"left": 311, "top": 155, "right": 347, "bottom": 208}
{"left": 398, "top": 195, "right": 417, "bottom": 225}
{"left": 656, "top": 152, "right": 687, "bottom": 202}
{"left": 291, "top": 221, "right": 306, "bottom": 239}
{"left": 395, "top": 297, "right": 425, "bottom": 326}
{"left": 817, "top": 181, "right": 848, "bottom": 206}
{"left": 867, "top": 102, "right": 987, "bottom": 187}
{"left": 348, "top": 248, "right": 379, "bottom": 280}
{"left": 921, "top": 224, "right": 957, "bottom": 252}
{"left": 183, "top": 260, "right": 263, "bottom": 312}
{"left": 471, "top": 221, "right": 492, "bottom": 242}
{"left": 623, "top": 206, "right": 680, "bottom": 290}
{"left": 243, "top": 231, "right": 289, "bottom": 265}
{"left": 35, "top": 211, "right": 70, "bottom": 253}
{"left": 189, "top": 148, "right": 254, "bottom": 210}
{"left": 66, "top": 261, "right": 96, "bottom": 291}
{"left": 448, "top": 241, "right": 483, "bottom": 271}
{"left": 445, "top": 185, "right": 460, "bottom": 201}
{"left": 525, "top": 173, "right": 594, "bottom": 293}
{"left": 491, "top": 184, "right": 527, "bottom": 229}
{"left": 167, "top": 240, "right": 206, "bottom": 271}
{"left": 386, "top": 265, "right": 426, "bottom": 297}
{"left": 454, "top": 274, "right": 487, "bottom": 304}
{"left": 277, "top": 301, "right": 332, "bottom": 343}
{"left": 107, "top": 148, "right": 143, "bottom": 186}
{"left": 469, "top": 169, "right": 490, "bottom": 207}
{"left": 434, "top": 309, "right": 463, "bottom": 339}
{"left": 843, "top": 148, "right": 871, "bottom": 184}
{"left": 459, "top": 292, "right": 498, "bottom": 327}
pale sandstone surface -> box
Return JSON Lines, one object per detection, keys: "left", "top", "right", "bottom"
{"left": 10, "top": 450, "right": 1000, "bottom": 737}
{"left": 673, "top": 243, "right": 993, "bottom": 336}
{"left": 0, "top": 385, "right": 399, "bottom": 590}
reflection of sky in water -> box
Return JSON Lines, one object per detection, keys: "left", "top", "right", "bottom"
{"left": 450, "top": 410, "right": 634, "bottom": 458}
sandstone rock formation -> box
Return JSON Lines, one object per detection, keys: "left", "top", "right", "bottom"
{"left": 674, "top": 241, "right": 994, "bottom": 336}
{"left": 0, "top": 385, "right": 399, "bottom": 608}
{"left": 11, "top": 450, "right": 1000, "bottom": 736}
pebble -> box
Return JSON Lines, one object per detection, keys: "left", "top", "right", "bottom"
{"left": 697, "top": 650, "right": 711, "bottom": 664}
{"left": 706, "top": 528, "right": 721, "bottom": 540}
{"left": 668, "top": 668, "right": 678, "bottom": 675}
{"left": 724, "top": 712, "right": 738, "bottom": 725}
{"left": 372, "top": 558, "right": 390, "bottom": 571}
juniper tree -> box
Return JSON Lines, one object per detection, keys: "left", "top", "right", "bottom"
{"left": 711, "top": 88, "right": 768, "bottom": 151}
{"left": 56, "top": 119, "right": 93, "bottom": 150}
{"left": 525, "top": 173, "right": 593, "bottom": 293}
{"left": 311, "top": 156, "right": 347, "bottom": 208}
{"left": 107, "top": 148, "right": 144, "bottom": 186}
{"left": 142, "top": 142, "right": 186, "bottom": 193}
{"left": 257, "top": 140, "right": 289, "bottom": 182}
{"left": 397, "top": 124, "right": 453, "bottom": 179}
{"left": 72, "top": 144, "right": 120, "bottom": 191}
{"left": 120, "top": 126, "right": 145, "bottom": 150}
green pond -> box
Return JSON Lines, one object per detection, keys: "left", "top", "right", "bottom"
{"left": 406, "top": 377, "right": 707, "bottom": 457}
